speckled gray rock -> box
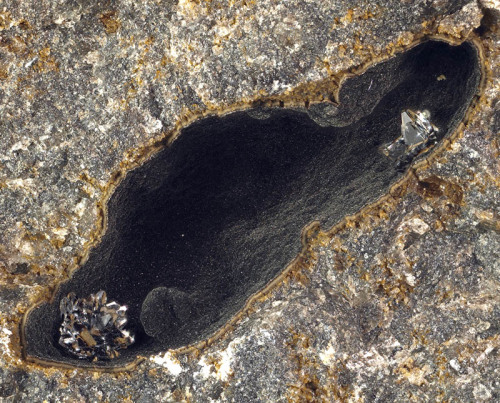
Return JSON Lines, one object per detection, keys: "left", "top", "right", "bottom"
{"left": 0, "top": 0, "right": 499, "bottom": 401}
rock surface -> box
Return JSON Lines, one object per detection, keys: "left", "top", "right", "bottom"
{"left": 0, "top": 0, "right": 499, "bottom": 401}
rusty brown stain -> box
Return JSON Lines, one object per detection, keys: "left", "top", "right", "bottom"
{"left": 99, "top": 11, "right": 121, "bottom": 34}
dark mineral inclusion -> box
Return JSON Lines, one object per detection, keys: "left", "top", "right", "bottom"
{"left": 23, "top": 41, "right": 480, "bottom": 368}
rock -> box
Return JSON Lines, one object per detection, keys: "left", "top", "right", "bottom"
{"left": 21, "top": 40, "right": 482, "bottom": 369}
{"left": 0, "top": 0, "right": 498, "bottom": 401}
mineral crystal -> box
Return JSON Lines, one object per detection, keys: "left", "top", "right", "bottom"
{"left": 401, "top": 109, "right": 438, "bottom": 146}
{"left": 384, "top": 109, "right": 439, "bottom": 166}
{"left": 58, "top": 291, "right": 134, "bottom": 360}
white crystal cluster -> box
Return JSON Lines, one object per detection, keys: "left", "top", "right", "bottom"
{"left": 59, "top": 291, "right": 134, "bottom": 360}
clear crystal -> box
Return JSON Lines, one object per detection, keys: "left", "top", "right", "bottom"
{"left": 384, "top": 109, "right": 438, "bottom": 165}
{"left": 58, "top": 291, "right": 134, "bottom": 360}
{"left": 401, "top": 109, "right": 438, "bottom": 147}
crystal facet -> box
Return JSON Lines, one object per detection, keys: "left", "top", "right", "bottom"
{"left": 58, "top": 291, "right": 134, "bottom": 360}
{"left": 401, "top": 109, "right": 437, "bottom": 146}
{"left": 384, "top": 109, "right": 439, "bottom": 167}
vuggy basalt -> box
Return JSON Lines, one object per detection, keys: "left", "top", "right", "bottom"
{"left": 22, "top": 40, "right": 481, "bottom": 369}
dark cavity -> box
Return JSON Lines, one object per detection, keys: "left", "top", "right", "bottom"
{"left": 22, "top": 41, "right": 480, "bottom": 368}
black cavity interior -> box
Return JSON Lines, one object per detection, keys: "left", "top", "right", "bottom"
{"left": 22, "top": 41, "right": 480, "bottom": 368}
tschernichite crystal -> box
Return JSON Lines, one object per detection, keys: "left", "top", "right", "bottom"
{"left": 384, "top": 109, "right": 439, "bottom": 166}
{"left": 401, "top": 109, "right": 438, "bottom": 146}
{"left": 58, "top": 290, "right": 134, "bottom": 360}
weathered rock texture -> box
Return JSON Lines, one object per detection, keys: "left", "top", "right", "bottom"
{"left": 0, "top": 0, "right": 499, "bottom": 401}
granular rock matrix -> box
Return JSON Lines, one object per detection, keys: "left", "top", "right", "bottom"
{"left": 0, "top": 0, "right": 499, "bottom": 401}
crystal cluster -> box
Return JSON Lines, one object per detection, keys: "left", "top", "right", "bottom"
{"left": 59, "top": 291, "right": 134, "bottom": 360}
{"left": 384, "top": 109, "right": 439, "bottom": 168}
